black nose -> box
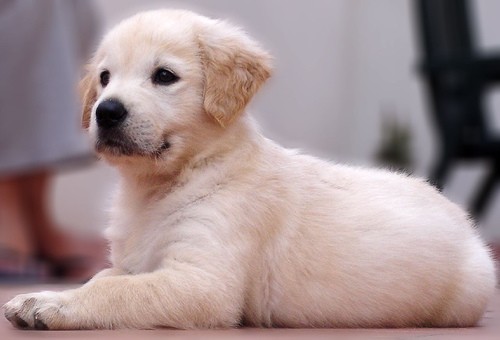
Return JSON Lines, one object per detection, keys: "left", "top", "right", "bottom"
{"left": 96, "top": 99, "right": 128, "bottom": 129}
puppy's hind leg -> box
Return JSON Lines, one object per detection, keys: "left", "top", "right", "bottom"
{"left": 432, "top": 238, "right": 496, "bottom": 327}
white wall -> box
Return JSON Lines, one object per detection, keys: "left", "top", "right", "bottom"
{"left": 52, "top": 0, "right": 500, "bottom": 239}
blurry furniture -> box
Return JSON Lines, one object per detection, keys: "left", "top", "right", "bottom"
{"left": 414, "top": 0, "right": 500, "bottom": 219}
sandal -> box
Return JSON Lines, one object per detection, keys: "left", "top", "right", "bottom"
{"left": 0, "top": 248, "right": 47, "bottom": 283}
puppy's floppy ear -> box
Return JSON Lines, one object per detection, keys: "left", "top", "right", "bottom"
{"left": 79, "top": 65, "right": 97, "bottom": 130}
{"left": 197, "top": 20, "right": 272, "bottom": 127}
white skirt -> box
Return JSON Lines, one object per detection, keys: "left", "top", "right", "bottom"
{"left": 0, "top": 0, "right": 100, "bottom": 176}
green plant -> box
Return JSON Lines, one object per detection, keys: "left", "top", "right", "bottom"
{"left": 375, "top": 115, "right": 414, "bottom": 174}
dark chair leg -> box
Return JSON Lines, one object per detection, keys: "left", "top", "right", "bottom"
{"left": 470, "top": 161, "right": 500, "bottom": 219}
{"left": 429, "top": 156, "right": 451, "bottom": 191}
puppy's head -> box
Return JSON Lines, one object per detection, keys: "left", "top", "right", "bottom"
{"left": 80, "top": 10, "right": 271, "bottom": 170}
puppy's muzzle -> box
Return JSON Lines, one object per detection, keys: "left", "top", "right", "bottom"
{"left": 96, "top": 99, "right": 128, "bottom": 129}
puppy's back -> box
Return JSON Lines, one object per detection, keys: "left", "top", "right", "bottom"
{"left": 252, "top": 150, "right": 496, "bottom": 327}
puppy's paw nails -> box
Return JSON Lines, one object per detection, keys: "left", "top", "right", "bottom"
{"left": 5, "top": 313, "right": 29, "bottom": 329}
{"left": 3, "top": 292, "right": 67, "bottom": 330}
{"left": 4, "top": 296, "right": 34, "bottom": 329}
{"left": 34, "top": 313, "right": 49, "bottom": 330}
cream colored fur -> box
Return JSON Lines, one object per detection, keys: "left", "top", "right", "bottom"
{"left": 4, "top": 9, "right": 496, "bottom": 330}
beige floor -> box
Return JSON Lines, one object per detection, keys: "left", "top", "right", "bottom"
{"left": 0, "top": 285, "right": 498, "bottom": 340}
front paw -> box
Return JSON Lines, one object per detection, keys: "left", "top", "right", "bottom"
{"left": 3, "top": 291, "right": 70, "bottom": 330}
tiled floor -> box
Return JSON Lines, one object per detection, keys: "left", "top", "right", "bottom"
{"left": 0, "top": 285, "right": 498, "bottom": 340}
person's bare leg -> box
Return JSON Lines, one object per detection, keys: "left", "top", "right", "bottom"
{"left": 19, "top": 171, "right": 66, "bottom": 258}
{"left": 20, "top": 171, "right": 106, "bottom": 280}
{"left": 0, "top": 176, "right": 35, "bottom": 265}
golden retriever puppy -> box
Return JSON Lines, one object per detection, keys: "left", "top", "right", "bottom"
{"left": 4, "top": 9, "right": 496, "bottom": 330}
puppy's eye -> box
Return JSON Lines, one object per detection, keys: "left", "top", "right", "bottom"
{"left": 152, "top": 68, "right": 179, "bottom": 85}
{"left": 100, "top": 70, "right": 110, "bottom": 87}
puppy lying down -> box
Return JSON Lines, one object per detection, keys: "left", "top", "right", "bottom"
{"left": 4, "top": 9, "right": 496, "bottom": 330}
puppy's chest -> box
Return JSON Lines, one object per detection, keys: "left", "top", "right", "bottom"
{"left": 106, "top": 185, "right": 217, "bottom": 274}
{"left": 106, "top": 197, "right": 185, "bottom": 274}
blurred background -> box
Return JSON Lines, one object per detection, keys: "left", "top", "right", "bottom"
{"left": 0, "top": 0, "right": 499, "bottom": 282}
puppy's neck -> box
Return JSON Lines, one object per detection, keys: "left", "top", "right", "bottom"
{"left": 115, "top": 115, "right": 262, "bottom": 199}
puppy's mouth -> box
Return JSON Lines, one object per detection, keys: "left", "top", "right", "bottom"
{"left": 96, "top": 133, "right": 171, "bottom": 158}
{"left": 153, "top": 140, "right": 171, "bottom": 157}
{"left": 96, "top": 136, "right": 137, "bottom": 156}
